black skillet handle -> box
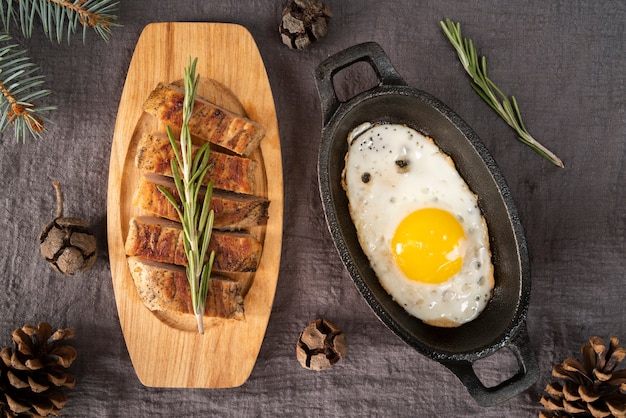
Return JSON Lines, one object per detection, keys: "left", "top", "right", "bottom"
{"left": 441, "top": 324, "right": 539, "bottom": 407}
{"left": 314, "top": 42, "right": 407, "bottom": 126}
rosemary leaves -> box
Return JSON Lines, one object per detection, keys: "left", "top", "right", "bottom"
{"left": 157, "top": 58, "right": 216, "bottom": 334}
{"left": 440, "top": 18, "right": 564, "bottom": 168}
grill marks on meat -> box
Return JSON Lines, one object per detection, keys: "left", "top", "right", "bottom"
{"left": 133, "top": 174, "right": 269, "bottom": 230}
{"left": 125, "top": 217, "right": 262, "bottom": 273}
{"left": 135, "top": 133, "right": 258, "bottom": 195}
{"left": 142, "top": 83, "right": 265, "bottom": 156}
{"left": 127, "top": 81, "right": 270, "bottom": 323}
{"left": 127, "top": 257, "right": 244, "bottom": 320}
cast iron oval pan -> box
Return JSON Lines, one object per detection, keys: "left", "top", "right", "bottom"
{"left": 315, "top": 42, "right": 539, "bottom": 407}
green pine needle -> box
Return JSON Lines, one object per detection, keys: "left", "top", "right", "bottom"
{"left": 0, "top": 33, "right": 55, "bottom": 142}
{"left": 0, "top": 0, "right": 120, "bottom": 142}
{"left": 440, "top": 18, "right": 564, "bottom": 168}
{"left": 157, "top": 57, "right": 216, "bottom": 334}
{"left": 6, "top": 0, "right": 120, "bottom": 44}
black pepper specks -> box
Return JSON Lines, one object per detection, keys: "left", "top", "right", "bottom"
{"left": 395, "top": 158, "right": 410, "bottom": 174}
{"left": 361, "top": 172, "right": 371, "bottom": 183}
{"left": 395, "top": 159, "right": 408, "bottom": 168}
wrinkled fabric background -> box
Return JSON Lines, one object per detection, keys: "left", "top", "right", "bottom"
{"left": 0, "top": 1, "right": 624, "bottom": 416}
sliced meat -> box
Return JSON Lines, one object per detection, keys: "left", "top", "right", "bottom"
{"left": 142, "top": 83, "right": 265, "bottom": 156}
{"left": 127, "top": 257, "right": 244, "bottom": 320}
{"left": 132, "top": 174, "right": 269, "bottom": 230}
{"left": 135, "top": 132, "right": 258, "bottom": 195}
{"left": 125, "top": 216, "right": 262, "bottom": 273}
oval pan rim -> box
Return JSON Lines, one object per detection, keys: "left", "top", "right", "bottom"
{"left": 318, "top": 84, "right": 531, "bottom": 361}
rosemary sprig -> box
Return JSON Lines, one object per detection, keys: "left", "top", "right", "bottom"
{"left": 440, "top": 18, "right": 564, "bottom": 168}
{"left": 157, "top": 57, "right": 216, "bottom": 334}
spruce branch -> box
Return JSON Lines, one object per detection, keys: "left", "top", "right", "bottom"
{"left": 0, "top": 33, "right": 54, "bottom": 142}
{"left": 0, "top": 0, "right": 119, "bottom": 142}
{"left": 440, "top": 18, "right": 564, "bottom": 168}
{"left": 6, "top": 0, "right": 120, "bottom": 44}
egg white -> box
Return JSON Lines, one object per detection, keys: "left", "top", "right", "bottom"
{"left": 343, "top": 122, "right": 494, "bottom": 327}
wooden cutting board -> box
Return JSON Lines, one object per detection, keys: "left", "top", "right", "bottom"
{"left": 107, "top": 22, "right": 283, "bottom": 388}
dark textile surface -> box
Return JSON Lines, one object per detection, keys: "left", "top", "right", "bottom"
{"left": 0, "top": 1, "right": 624, "bottom": 416}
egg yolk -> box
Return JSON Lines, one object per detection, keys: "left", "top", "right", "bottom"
{"left": 391, "top": 208, "right": 466, "bottom": 284}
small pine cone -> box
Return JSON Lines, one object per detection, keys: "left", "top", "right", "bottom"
{"left": 296, "top": 318, "right": 347, "bottom": 371}
{"left": 539, "top": 336, "right": 626, "bottom": 418}
{"left": 0, "top": 322, "right": 77, "bottom": 417}
{"left": 279, "top": 0, "right": 332, "bottom": 50}
{"left": 39, "top": 182, "right": 97, "bottom": 275}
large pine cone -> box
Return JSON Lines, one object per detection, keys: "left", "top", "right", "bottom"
{"left": 0, "top": 323, "right": 76, "bottom": 417}
{"left": 540, "top": 336, "right": 626, "bottom": 418}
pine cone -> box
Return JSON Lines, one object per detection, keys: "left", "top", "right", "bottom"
{"left": 39, "top": 182, "right": 97, "bottom": 275}
{"left": 540, "top": 336, "right": 626, "bottom": 418}
{"left": 0, "top": 323, "right": 77, "bottom": 417}
{"left": 296, "top": 318, "right": 347, "bottom": 371}
{"left": 279, "top": 0, "right": 332, "bottom": 50}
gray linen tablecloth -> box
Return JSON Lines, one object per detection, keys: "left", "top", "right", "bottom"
{"left": 0, "top": 1, "right": 624, "bottom": 416}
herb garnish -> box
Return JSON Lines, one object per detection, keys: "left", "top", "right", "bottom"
{"left": 440, "top": 18, "right": 564, "bottom": 168}
{"left": 157, "top": 57, "right": 215, "bottom": 334}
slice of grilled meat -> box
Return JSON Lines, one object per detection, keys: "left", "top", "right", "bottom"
{"left": 135, "top": 132, "right": 258, "bottom": 195}
{"left": 125, "top": 216, "right": 262, "bottom": 273}
{"left": 133, "top": 174, "right": 269, "bottom": 230}
{"left": 127, "top": 257, "right": 245, "bottom": 320}
{"left": 142, "top": 83, "right": 265, "bottom": 156}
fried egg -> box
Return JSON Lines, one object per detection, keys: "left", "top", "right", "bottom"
{"left": 343, "top": 122, "right": 494, "bottom": 327}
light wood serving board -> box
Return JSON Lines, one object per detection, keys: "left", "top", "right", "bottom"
{"left": 107, "top": 22, "right": 283, "bottom": 388}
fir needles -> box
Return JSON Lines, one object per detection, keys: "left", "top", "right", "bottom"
{"left": 5, "top": 0, "right": 120, "bottom": 44}
{"left": 0, "top": 0, "right": 120, "bottom": 142}
{"left": 440, "top": 18, "right": 564, "bottom": 168}
{"left": 0, "top": 34, "right": 54, "bottom": 142}
{"left": 157, "top": 58, "right": 216, "bottom": 334}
